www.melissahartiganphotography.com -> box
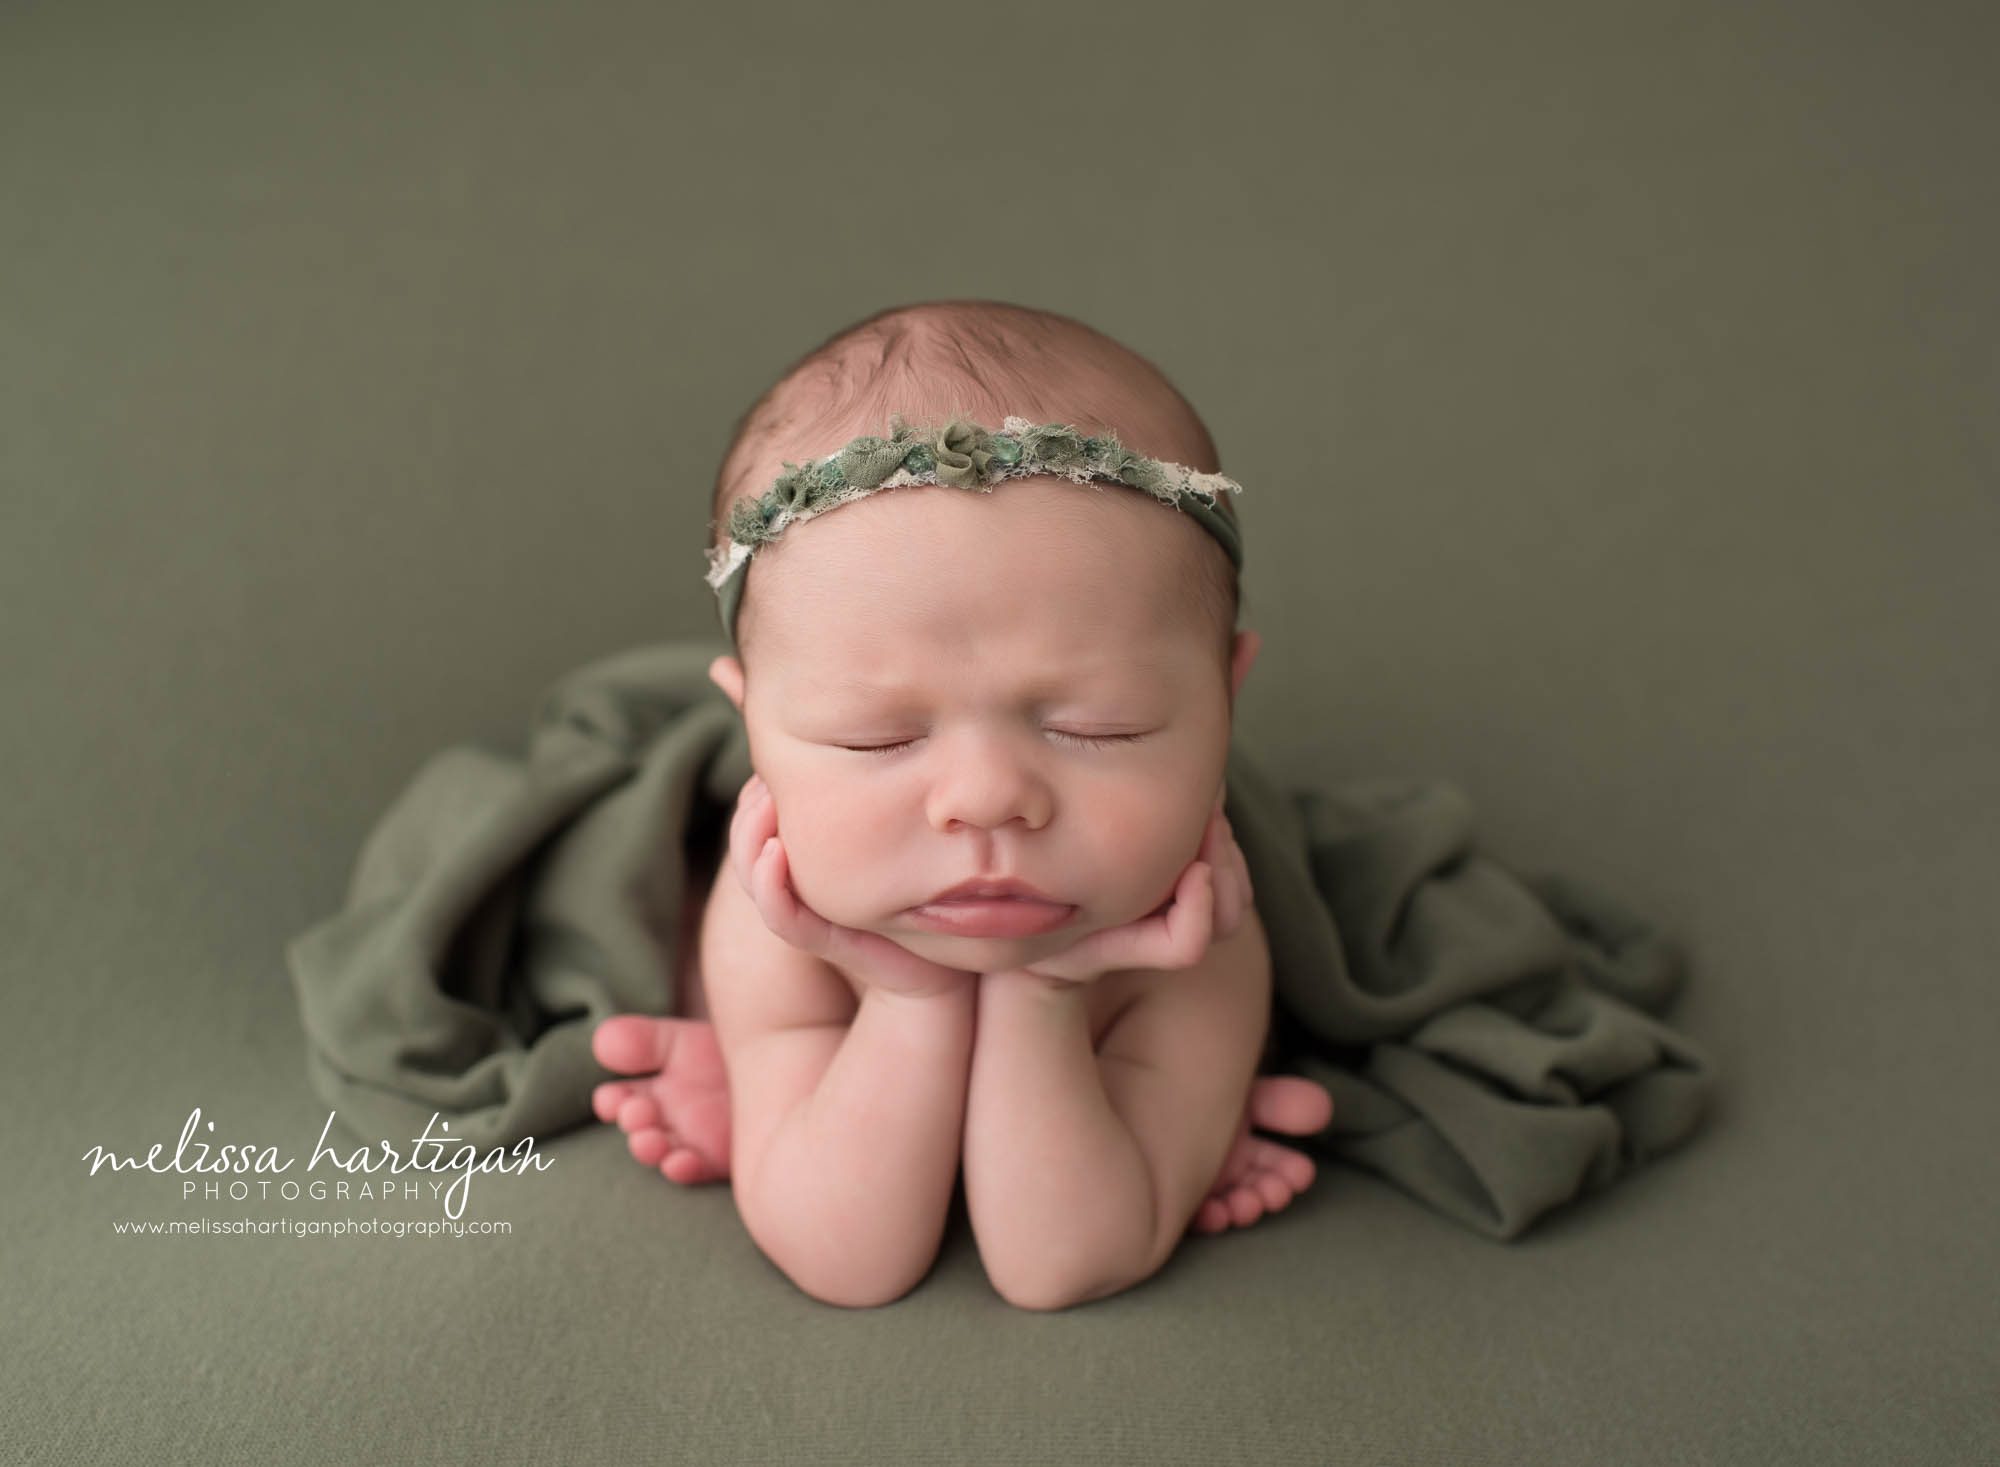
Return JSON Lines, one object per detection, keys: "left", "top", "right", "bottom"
{"left": 112, "top": 1216, "right": 511, "bottom": 1239}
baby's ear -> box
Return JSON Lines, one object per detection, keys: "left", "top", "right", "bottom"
{"left": 1228, "top": 629, "right": 1262, "bottom": 703}
{"left": 707, "top": 655, "right": 746, "bottom": 712}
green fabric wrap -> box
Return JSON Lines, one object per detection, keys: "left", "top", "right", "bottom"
{"left": 705, "top": 415, "right": 1248, "bottom": 653}
{"left": 285, "top": 641, "right": 1716, "bottom": 1241}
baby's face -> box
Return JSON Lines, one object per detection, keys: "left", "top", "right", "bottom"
{"left": 712, "top": 476, "right": 1257, "bottom": 975}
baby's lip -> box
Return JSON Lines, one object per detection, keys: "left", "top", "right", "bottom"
{"left": 903, "top": 893, "right": 1077, "bottom": 939}
{"left": 918, "top": 876, "right": 1065, "bottom": 906}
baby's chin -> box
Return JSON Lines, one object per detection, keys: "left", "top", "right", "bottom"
{"left": 881, "top": 925, "right": 1079, "bottom": 976}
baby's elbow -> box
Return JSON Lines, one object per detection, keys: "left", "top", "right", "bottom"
{"left": 991, "top": 1239, "right": 1168, "bottom": 1313}
{"left": 796, "top": 1268, "right": 924, "bottom": 1311}
{"left": 993, "top": 1263, "right": 1149, "bottom": 1313}
{"left": 988, "top": 1198, "right": 1182, "bottom": 1311}
{"left": 735, "top": 1170, "right": 944, "bottom": 1309}
{"left": 756, "top": 1222, "right": 933, "bottom": 1308}
{"left": 993, "top": 1275, "right": 1092, "bottom": 1312}
{"left": 766, "top": 1233, "right": 938, "bottom": 1310}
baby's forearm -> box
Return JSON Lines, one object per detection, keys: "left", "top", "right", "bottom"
{"left": 961, "top": 972, "right": 1155, "bottom": 1310}
{"left": 746, "top": 983, "right": 974, "bottom": 1308}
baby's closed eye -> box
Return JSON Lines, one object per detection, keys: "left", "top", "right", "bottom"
{"left": 838, "top": 730, "right": 1149, "bottom": 758}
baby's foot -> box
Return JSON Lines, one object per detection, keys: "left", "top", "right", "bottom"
{"left": 591, "top": 1015, "right": 733, "bottom": 1185}
{"left": 1188, "top": 1075, "right": 1335, "bottom": 1236}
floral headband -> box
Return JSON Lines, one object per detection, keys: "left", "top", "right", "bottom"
{"left": 704, "top": 414, "right": 1245, "bottom": 650}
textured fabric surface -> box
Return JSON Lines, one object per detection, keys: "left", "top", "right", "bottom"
{"left": 286, "top": 640, "right": 1715, "bottom": 1242}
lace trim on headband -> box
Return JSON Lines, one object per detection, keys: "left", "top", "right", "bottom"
{"left": 703, "top": 414, "right": 1243, "bottom": 592}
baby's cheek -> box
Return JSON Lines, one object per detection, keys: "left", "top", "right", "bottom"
{"left": 1086, "top": 788, "right": 1205, "bottom": 911}
{"left": 780, "top": 784, "right": 899, "bottom": 916}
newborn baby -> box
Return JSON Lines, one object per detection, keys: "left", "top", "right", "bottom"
{"left": 591, "top": 301, "right": 1333, "bottom": 1310}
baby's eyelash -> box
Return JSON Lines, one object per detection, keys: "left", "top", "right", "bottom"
{"left": 841, "top": 731, "right": 1147, "bottom": 757}
{"left": 1050, "top": 730, "right": 1147, "bottom": 751}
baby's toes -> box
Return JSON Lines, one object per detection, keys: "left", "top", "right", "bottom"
{"left": 1272, "top": 1146, "right": 1315, "bottom": 1194}
{"left": 592, "top": 1080, "right": 636, "bottom": 1123}
{"left": 627, "top": 1126, "right": 673, "bottom": 1168}
{"left": 1248, "top": 1075, "right": 1335, "bottom": 1136}
{"left": 593, "top": 1014, "right": 664, "bottom": 1074}
{"left": 1253, "top": 1169, "right": 1296, "bottom": 1213}
{"left": 616, "top": 1094, "right": 662, "bottom": 1135}
{"left": 1225, "top": 1183, "right": 1266, "bottom": 1228}
{"left": 660, "top": 1148, "right": 720, "bottom": 1186}
{"left": 1192, "top": 1197, "right": 1233, "bottom": 1234}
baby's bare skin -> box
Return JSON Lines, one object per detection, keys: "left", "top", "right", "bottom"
{"left": 596, "top": 447, "right": 1339, "bottom": 1273}
{"left": 591, "top": 851, "right": 1334, "bottom": 1233}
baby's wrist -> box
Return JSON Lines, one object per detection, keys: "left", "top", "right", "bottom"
{"left": 980, "top": 968, "right": 1093, "bottom": 1002}
{"left": 842, "top": 957, "right": 977, "bottom": 1004}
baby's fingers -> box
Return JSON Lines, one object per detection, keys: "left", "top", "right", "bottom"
{"left": 728, "top": 774, "right": 775, "bottom": 895}
{"left": 1156, "top": 861, "right": 1217, "bottom": 968}
{"left": 1213, "top": 808, "right": 1252, "bottom": 937}
{"left": 1199, "top": 807, "right": 1243, "bottom": 937}
{"left": 746, "top": 834, "right": 834, "bottom": 955}
{"left": 1056, "top": 861, "right": 1214, "bottom": 978}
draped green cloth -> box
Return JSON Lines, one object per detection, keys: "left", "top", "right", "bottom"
{"left": 286, "top": 641, "right": 1715, "bottom": 1241}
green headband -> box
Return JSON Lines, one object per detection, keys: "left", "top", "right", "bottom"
{"left": 704, "top": 414, "right": 1246, "bottom": 651}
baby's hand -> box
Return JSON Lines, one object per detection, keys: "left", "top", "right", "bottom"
{"left": 998, "top": 802, "right": 1252, "bottom": 987}
{"left": 730, "top": 773, "right": 977, "bottom": 1000}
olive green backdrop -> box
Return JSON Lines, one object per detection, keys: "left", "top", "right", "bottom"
{"left": 3, "top": 0, "right": 1994, "bottom": 1462}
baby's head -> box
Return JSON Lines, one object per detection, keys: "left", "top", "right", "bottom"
{"left": 703, "top": 300, "right": 1260, "bottom": 973}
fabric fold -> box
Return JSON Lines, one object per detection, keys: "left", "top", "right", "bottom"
{"left": 286, "top": 640, "right": 1714, "bottom": 1239}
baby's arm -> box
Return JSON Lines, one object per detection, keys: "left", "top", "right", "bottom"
{"left": 962, "top": 904, "right": 1272, "bottom": 1311}
{"left": 701, "top": 854, "right": 974, "bottom": 1309}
